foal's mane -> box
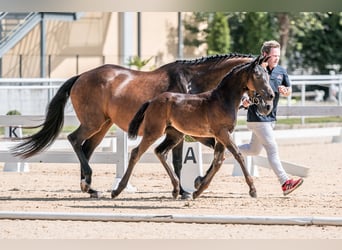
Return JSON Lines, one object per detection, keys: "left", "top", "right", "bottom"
{"left": 175, "top": 53, "right": 254, "bottom": 65}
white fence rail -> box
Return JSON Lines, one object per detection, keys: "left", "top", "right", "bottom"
{"left": 289, "top": 74, "right": 342, "bottom": 105}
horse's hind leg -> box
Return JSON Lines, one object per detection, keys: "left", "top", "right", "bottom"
{"left": 81, "top": 120, "right": 113, "bottom": 197}
{"left": 155, "top": 129, "right": 184, "bottom": 199}
{"left": 68, "top": 120, "right": 112, "bottom": 198}
{"left": 192, "top": 142, "right": 225, "bottom": 199}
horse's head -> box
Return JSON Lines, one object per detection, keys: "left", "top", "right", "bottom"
{"left": 246, "top": 55, "right": 274, "bottom": 116}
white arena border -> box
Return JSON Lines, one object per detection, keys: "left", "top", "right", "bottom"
{"left": 0, "top": 211, "right": 341, "bottom": 226}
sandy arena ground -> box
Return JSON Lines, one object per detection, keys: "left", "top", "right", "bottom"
{"left": 0, "top": 135, "right": 341, "bottom": 239}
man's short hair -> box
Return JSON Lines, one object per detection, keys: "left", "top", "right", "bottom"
{"left": 261, "top": 40, "right": 280, "bottom": 54}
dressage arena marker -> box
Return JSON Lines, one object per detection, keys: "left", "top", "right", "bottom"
{"left": 2, "top": 125, "right": 30, "bottom": 172}
{"left": 0, "top": 211, "right": 341, "bottom": 226}
{"left": 180, "top": 141, "right": 203, "bottom": 193}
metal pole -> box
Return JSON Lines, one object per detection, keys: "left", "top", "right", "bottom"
{"left": 76, "top": 54, "right": 79, "bottom": 75}
{"left": 177, "top": 12, "right": 183, "bottom": 59}
{"left": 119, "top": 12, "right": 134, "bottom": 66}
{"left": 301, "top": 83, "right": 306, "bottom": 124}
{"left": 339, "top": 76, "right": 342, "bottom": 106}
{"left": 19, "top": 54, "right": 23, "bottom": 78}
{"left": 48, "top": 54, "right": 51, "bottom": 78}
{"left": 40, "top": 13, "right": 46, "bottom": 78}
{"left": 137, "top": 12, "right": 141, "bottom": 58}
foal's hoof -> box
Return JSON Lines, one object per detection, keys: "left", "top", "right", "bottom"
{"left": 172, "top": 190, "right": 179, "bottom": 199}
{"left": 194, "top": 176, "right": 203, "bottom": 190}
{"left": 192, "top": 191, "right": 199, "bottom": 200}
{"left": 249, "top": 189, "right": 257, "bottom": 198}
{"left": 111, "top": 190, "right": 119, "bottom": 199}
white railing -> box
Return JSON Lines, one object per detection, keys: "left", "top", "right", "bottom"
{"left": 289, "top": 74, "right": 342, "bottom": 105}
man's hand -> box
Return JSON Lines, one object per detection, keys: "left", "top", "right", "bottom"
{"left": 278, "top": 85, "right": 291, "bottom": 97}
{"left": 241, "top": 96, "right": 251, "bottom": 108}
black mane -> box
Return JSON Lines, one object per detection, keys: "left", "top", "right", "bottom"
{"left": 175, "top": 53, "right": 254, "bottom": 65}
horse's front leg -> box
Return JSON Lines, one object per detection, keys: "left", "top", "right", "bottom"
{"left": 155, "top": 132, "right": 184, "bottom": 199}
{"left": 172, "top": 141, "right": 189, "bottom": 199}
{"left": 192, "top": 142, "right": 225, "bottom": 199}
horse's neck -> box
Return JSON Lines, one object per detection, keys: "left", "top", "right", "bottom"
{"left": 213, "top": 72, "right": 247, "bottom": 109}
{"left": 185, "top": 57, "right": 252, "bottom": 94}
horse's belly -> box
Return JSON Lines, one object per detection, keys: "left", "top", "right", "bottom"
{"left": 171, "top": 121, "right": 212, "bottom": 138}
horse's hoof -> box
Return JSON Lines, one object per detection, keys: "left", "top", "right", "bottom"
{"left": 181, "top": 192, "right": 192, "bottom": 200}
{"left": 194, "top": 176, "right": 202, "bottom": 190}
{"left": 89, "top": 191, "right": 101, "bottom": 199}
{"left": 249, "top": 189, "right": 257, "bottom": 198}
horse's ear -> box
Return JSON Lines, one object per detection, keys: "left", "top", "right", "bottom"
{"left": 252, "top": 55, "right": 261, "bottom": 67}
{"left": 262, "top": 55, "right": 271, "bottom": 64}
{"left": 257, "top": 55, "right": 270, "bottom": 69}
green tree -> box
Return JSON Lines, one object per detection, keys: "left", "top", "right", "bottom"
{"left": 183, "top": 12, "right": 209, "bottom": 48}
{"left": 207, "top": 12, "right": 230, "bottom": 55}
{"left": 127, "top": 56, "right": 153, "bottom": 70}
{"left": 228, "top": 12, "right": 278, "bottom": 55}
{"left": 183, "top": 12, "right": 342, "bottom": 74}
{"left": 288, "top": 12, "right": 342, "bottom": 74}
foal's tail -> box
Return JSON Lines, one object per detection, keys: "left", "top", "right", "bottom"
{"left": 11, "top": 75, "right": 80, "bottom": 158}
{"left": 128, "top": 101, "right": 151, "bottom": 140}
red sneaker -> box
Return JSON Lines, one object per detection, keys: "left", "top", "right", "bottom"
{"left": 282, "top": 178, "right": 303, "bottom": 196}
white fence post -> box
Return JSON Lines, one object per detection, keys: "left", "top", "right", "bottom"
{"left": 231, "top": 132, "right": 258, "bottom": 177}
{"left": 112, "top": 128, "right": 136, "bottom": 192}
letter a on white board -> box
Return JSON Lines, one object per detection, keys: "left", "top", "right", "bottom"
{"left": 183, "top": 147, "right": 197, "bottom": 164}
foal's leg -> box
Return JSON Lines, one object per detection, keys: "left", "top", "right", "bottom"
{"left": 173, "top": 137, "right": 215, "bottom": 199}
{"left": 215, "top": 131, "right": 257, "bottom": 197}
{"left": 225, "top": 138, "right": 257, "bottom": 198}
{"left": 155, "top": 130, "right": 184, "bottom": 199}
{"left": 111, "top": 133, "right": 161, "bottom": 198}
{"left": 192, "top": 142, "right": 225, "bottom": 199}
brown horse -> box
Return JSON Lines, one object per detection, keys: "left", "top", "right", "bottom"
{"left": 11, "top": 53, "right": 254, "bottom": 198}
{"left": 112, "top": 55, "right": 274, "bottom": 199}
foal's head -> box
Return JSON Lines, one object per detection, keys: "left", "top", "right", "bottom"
{"left": 245, "top": 55, "right": 274, "bottom": 116}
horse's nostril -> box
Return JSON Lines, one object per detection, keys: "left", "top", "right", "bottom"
{"left": 267, "top": 105, "right": 271, "bottom": 111}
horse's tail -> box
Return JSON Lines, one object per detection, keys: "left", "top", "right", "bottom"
{"left": 128, "top": 101, "right": 151, "bottom": 140}
{"left": 11, "top": 75, "right": 80, "bottom": 158}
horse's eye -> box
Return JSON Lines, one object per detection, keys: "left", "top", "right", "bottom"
{"left": 254, "top": 71, "right": 262, "bottom": 79}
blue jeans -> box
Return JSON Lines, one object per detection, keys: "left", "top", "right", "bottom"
{"left": 239, "top": 122, "right": 289, "bottom": 185}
